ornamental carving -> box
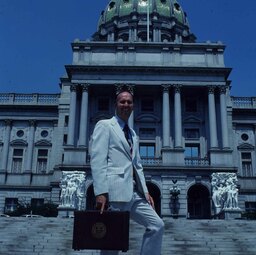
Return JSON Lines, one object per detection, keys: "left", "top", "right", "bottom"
{"left": 59, "top": 171, "right": 86, "bottom": 210}
{"left": 211, "top": 173, "right": 240, "bottom": 214}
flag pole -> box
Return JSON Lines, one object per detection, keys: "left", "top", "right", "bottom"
{"left": 147, "top": 0, "right": 150, "bottom": 42}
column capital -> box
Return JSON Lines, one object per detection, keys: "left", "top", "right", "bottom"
{"left": 173, "top": 84, "right": 182, "bottom": 93}
{"left": 127, "top": 84, "right": 135, "bottom": 95}
{"left": 70, "top": 84, "right": 78, "bottom": 92}
{"left": 81, "top": 84, "right": 90, "bottom": 92}
{"left": 218, "top": 85, "right": 228, "bottom": 94}
{"left": 208, "top": 86, "right": 216, "bottom": 94}
{"left": 28, "top": 120, "right": 36, "bottom": 127}
{"left": 161, "top": 84, "right": 171, "bottom": 92}
{"left": 115, "top": 84, "right": 135, "bottom": 95}
{"left": 4, "top": 119, "right": 12, "bottom": 126}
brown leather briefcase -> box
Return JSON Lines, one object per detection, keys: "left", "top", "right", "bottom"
{"left": 72, "top": 210, "right": 130, "bottom": 252}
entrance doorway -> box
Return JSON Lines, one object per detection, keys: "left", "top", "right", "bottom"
{"left": 187, "top": 184, "right": 211, "bottom": 219}
{"left": 147, "top": 182, "right": 162, "bottom": 216}
{"left": 86, "top": 184, "right": 96, "bottom": 210}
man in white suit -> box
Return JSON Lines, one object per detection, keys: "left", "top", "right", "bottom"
{"left": 90, "top": 90, "right": 164, "bottom": 255}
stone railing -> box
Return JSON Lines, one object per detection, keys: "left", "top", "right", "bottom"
{"left": 185, "top": 158, "right": 210, "bottom": 166}
{"left": 0, "top": 93, "right": 60, "bottom": 105}
{"left": 141, "top": 157, "right": 162, "bottom": 166}
{"left": 231, "top": 97, "right": 256, "bottom": 109}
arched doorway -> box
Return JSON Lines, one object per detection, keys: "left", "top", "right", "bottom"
{"left": 86, "top": 185, "right": 96, "bottom": 210}
{"left": 187, "top": 184, "right": 211, "bottom": 219}
{"left": 147, "top": 182, "right": 162, "bottom": 216}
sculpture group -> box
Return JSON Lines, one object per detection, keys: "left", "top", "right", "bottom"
{"left": 59, "top": 171, "right": 86, "bottom": 210}
{"left": 211, "top": 173, "right": 239, "bottom": 214}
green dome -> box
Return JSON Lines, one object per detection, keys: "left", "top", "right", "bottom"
{"left": 94, "top": 0, "right": 196, "bottom": 43}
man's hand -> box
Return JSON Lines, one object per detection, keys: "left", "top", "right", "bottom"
{"left": 95, "top": 194, "right": 107, "bottom": 214}
{"left": 145, "top": 193, "right": 155, "bottom": 210}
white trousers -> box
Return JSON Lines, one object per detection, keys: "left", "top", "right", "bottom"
{"left": 100, "top": 191, "right": 164, "bottom": 255}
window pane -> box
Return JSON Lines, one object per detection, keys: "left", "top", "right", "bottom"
{"left": 139, "top": 144, "right": 155, "bottom": 158}
{"left": 12, "top": 159, "right": 22, "bottom": 173}
{"left": 140, "top": 146, "right": 147, "bottom": 157}
{"left": 242, "top": 162, "right": 252, "bottom": 177}
{"left": 139, "top": 128, "right": 156, "bottom": 137}
{"left": 185, "top": 129, "right": 199, "bottom": 139}
{"left": 242, "top": 152, "right": 251, "bottom": 160}
{"left": 5, "top": 198, "right": 18, "bottom": 213}
{"left": 185, "top": 98, "right": 197, "bottom": 112}
{"left": 37, "top": 159, "right": 47, "bottom": 172}
{"left": 141, "top": 99, "right": 154, "bottom": 112}
{"left": 98, "top": 98, "right": 109, "bottom": 111}
{"left": 38, "top": 149, "right": 48, "bottom": 157}
{"left": 147, "top": 146, "right": 155, "bottom": 157}
{"left": 31, "top": 198, "right": 44, "bottom": 208}
{"left": 245, "top": 202, "right": 256, "bottom": 212}
{"left": 13, "top": 149, "right": 23, "bottom": 156}
{"left": 185, "top": 145, "right": 199, "bottom": 158}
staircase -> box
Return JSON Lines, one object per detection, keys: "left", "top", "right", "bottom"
{"left": 0, "top": 217, "right": 256, "bottom": 255}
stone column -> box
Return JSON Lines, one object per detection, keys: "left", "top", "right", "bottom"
{"left": 162, "top": 85, "right": 170, "bottom": 147}
{"left": 219, "top": 86, "right": 229, "bottom": 148}
{"left": 67, "top": 84, "right": 77, "bottom": 146}
{"left": 1, "top": 120, "right": 12, "bottom": 171}
{"left": 127, "top": 85, "right": 135, "bottom": 129}
{"left": 78, "top": 84, "right": 89, "bottom": 147}
{"left": 174, "top": 85, "right": 182, "bottom": 148}
{"left": 208, "top": 86, "right": 218, "bottom": 148}
{"left": 25, "top": 120, "right": 36, "bottom": 171}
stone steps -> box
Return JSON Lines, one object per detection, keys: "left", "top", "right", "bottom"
{"left": 1, "top": 217, "right": 256, "bottom": 255}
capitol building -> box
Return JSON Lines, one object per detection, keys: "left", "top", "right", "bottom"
{"left": 0, "top": 0, "right": 255, "bottom": 219}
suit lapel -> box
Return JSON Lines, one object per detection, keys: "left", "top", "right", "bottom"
{"left": 110, "top": 117, "right": 132, "bottom": 158}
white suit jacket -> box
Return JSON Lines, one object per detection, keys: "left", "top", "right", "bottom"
{"left": 90, "top": 116, "right": 148, "bottom": 202}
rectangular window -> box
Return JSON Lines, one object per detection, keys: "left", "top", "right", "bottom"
{"left": 141, "top": 98, "right": 154, "bottom": 112}
{"left": 185, "top": 129, "right": 200, "bottom": 139}
{"left": 139, "top": 128, "right": 156, "bottom": 138}
{"left": 241, "top": 152, "right": 253, "bottom": 176}
{"left": 139, "top": 144, "right": 155, "bottom": 158}
{"left": 31, "top": 198, "right": 44, "bottom": 208}
{"left": 98, "top": 98, "right": 110, "bottom": 112}
{"left": 245, "top": 202, "right": 256, "bottom": 212}
{"left": 5, "top": 198, "right": 18, "bottom": 213}
{"left": 63, "top": 134, "right": 68, "bottom": 145}
{"left": 37, "top": 149, "right": 48, "bottom": 173}
{"left": 64, "top": 115, "right": 69, "bottom": 126}
{"left": 185, "top": 144, "right": 200, "bottom": 158}
{"left": 185, "top": 98, "right": 197, "bottom": 112}
{"left": 12, "top": 149, "right": 23, "bottom": 173}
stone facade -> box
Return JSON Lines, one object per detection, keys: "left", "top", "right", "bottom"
{"left": 0, "top": 0, "right": 256, "bottom": 219}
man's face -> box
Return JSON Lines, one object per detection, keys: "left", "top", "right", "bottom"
{"left": 116, "top": 91, "right": 133, "bottom": 122}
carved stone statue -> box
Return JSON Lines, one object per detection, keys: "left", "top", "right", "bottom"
{"left": 211, "top": 173, "right": 240, "bottom": 214}
{"left": 59, "top": 171, "right": 86, "bottom": 210}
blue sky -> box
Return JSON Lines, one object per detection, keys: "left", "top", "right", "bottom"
{"left": 0, "top": 0, "right": 255, "bottom": 96}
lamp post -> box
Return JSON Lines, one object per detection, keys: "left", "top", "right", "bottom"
{"left": 170, "top": 180, "right": 180, "bottom": 218}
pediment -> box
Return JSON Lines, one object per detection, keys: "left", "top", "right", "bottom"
{"left": 135, "top": 114, "right": 160, "bottom": 123}
{"left": 10, "top": 139, "right": 28, "bottom": 146}
{"left": 183, "top": 115, "right": 202, "bottom": 123}
{"left": 35, "top": 140, "right": 52, "bottom": 146}
{"left": 237, "top": 143, "right": 255, "bottom": 150}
